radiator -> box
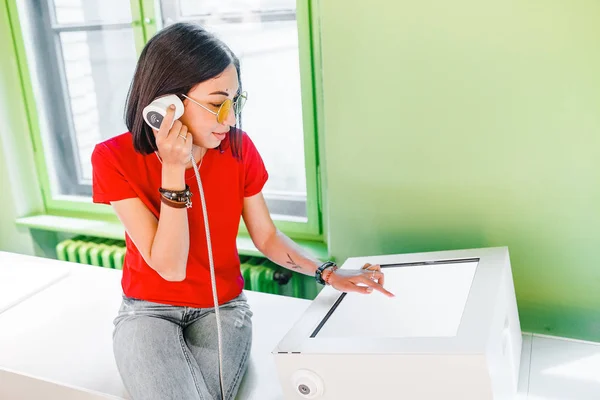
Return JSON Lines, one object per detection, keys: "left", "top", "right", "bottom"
{"left": 56, "top": 236, "right": 126, "bottom": 270}
{"left": 239, "top": 256, "right": 320, "bottom": 300}
{"left": 55, "top": 236, "right": 320, "bottom": 300}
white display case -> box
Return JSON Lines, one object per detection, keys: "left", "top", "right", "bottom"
{"left": 273, "top": 247, "right": 522, "bottom": 400}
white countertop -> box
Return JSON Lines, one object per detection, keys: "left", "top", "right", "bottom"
{"left": 0, "top": 251, "right": 311, "bottom": 399}
{"left": 0, "top": 251, "right": 599, "bottom": 400}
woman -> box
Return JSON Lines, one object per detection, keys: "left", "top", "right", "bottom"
{"left": 91, "top": 22, "right": 393, "bottom": 400}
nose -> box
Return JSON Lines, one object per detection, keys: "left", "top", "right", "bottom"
{"left": 223, "top": 108, "right": 237, "bottom": 127}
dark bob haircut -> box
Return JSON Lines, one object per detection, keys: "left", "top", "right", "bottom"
{"left": 125, "top": 22, "right": 242, "bottom": 158}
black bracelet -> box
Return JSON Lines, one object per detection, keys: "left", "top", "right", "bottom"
{"left": 159, "top": 184, "right": 191, "bottom": 195}
{"left": 159, "top": 185, "right": 192, "bottom": 202}
{"left": 315, "top": 261, "right": 336, "bottom": 285}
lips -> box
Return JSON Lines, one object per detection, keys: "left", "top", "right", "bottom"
{"left": 212, "top": 132, "right": 227, "bottom": 141}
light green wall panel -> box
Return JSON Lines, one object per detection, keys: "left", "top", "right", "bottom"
{"left": 0, "top": 137, "right": 35, "bottom": 256}
{"left": 319, "top": 0, "right": 600, "bottom": 341}
{"left": 0, "top": 0, "right": 43, "bottom": 255}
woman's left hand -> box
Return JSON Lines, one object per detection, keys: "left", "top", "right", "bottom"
{"left": 327, "top": 263, "right": 395, "bottom": 297}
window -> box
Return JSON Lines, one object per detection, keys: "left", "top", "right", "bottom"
{"left": 16, "top": 0, "right": 139, "bottom": 200}
{"left": 159, "top": 0, "right": 313, "bottom": 223}
{"left": 13, "top": 0, "right": 321, "bottom": 237}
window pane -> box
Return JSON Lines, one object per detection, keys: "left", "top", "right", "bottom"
{"left": 57, "top": 29, "right": 138, "bottom": 190}
{"left": 51, "top": 0, "right": 133, "bottom": 25}
{"left": 160, "top": 0, "right": 308, "bottom": 220}
{"left": 26, "top": 27, "right": 138, "bottom": 198}
{"left": 176, "top": 0, "right": 294, "bottom": 16}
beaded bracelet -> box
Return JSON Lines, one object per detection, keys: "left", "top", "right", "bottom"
{"left": 322, "top": 265, "right": 338, "bottom": 285}
{"left": 315, "top": 261, "right": 336, "bottom": 285}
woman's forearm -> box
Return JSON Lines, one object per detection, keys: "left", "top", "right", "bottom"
{"left": 254, "top": 226, "right": 394, "bottom": 298}
{"left": 258, "top": 230, "right": 322, "bottom": 276}
{"left": 150, "top": 164, "right": 190, "bottom": 281}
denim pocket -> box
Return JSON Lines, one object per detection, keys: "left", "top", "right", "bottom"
{"left": 234, "top": 305, "right": 252, "bottom": 329}
{"left": 223, "top": 293, "right": 253, "bottom": 328}
{"left": 114, "top": 296, "right": 183, "bottom": 328}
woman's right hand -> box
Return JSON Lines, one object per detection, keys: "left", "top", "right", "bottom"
{"left": 154, "top": 104, "right": 193, "bottom": 167}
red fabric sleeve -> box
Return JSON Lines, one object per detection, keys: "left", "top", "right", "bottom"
{"left": 91, "top": 143, "right": 137, "bottom": 204}
{"left": 242, "top": 134, "right": 269, "bottom": 197}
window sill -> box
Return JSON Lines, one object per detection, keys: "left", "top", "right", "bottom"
{"left": 15, "top": 214, "right": 329, "bottom": 260}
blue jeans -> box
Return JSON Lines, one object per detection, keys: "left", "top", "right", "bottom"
{"left": 113, "top": 292, "right": 253, "bottom": 400}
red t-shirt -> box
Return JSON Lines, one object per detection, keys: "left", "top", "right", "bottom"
{"left": 91, "top": 131, "right": 268, "bottom": 308}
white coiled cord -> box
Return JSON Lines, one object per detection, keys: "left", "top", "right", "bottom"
{"left": 191, "top": 152, "right": 226, "bottom": 400}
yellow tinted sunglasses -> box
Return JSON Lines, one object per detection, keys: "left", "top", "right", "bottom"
{"left": 181, "top": 92, "right": 247, "bottom": 125}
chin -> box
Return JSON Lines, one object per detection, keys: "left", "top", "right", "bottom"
{"left": 207, "top": 137, "right": 223, "bottom": 148}
{"left": 193, "top": 135, "right": 222, "bottom": 149}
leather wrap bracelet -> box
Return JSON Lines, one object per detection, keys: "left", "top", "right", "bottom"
{"left": 159, "top": 185, "right": 192, "bottom": 202}
{"left": 159, "top": 184, "right": 192, "bottom": 208}
{"left": 160, "top": 195, "right": 189, "bottom": 209}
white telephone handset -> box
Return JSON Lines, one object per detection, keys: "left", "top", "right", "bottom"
{"left": 143, "top": 96, "right": 226, "bottom": 400}
{"left": 142, "top": 94, "right": 185, "bottom": 131}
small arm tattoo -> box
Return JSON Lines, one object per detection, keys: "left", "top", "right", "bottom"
{"left": 286, "top": 254, "right": 302, "bottom": 269}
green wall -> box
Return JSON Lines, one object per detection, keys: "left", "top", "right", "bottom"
{"left": 319, "top": 0, "right": 600, "bottom": 341}
{"left": 0, "top": 0, "right": 38, "bottom": 256}
{"left": 0, "top": 138, "right": 35, "bottom": 256}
